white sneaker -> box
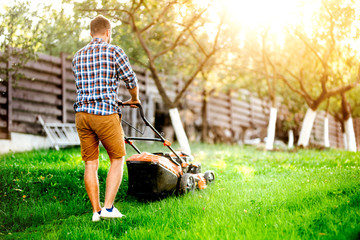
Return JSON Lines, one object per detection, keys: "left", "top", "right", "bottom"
{"left": 92, "top": 212, "right": 101, "bottom": 222}
{"left": 100, "top": 206, "right": 125, "bottom": 219}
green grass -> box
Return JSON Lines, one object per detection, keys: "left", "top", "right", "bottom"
{"left": 0, "top": 143, "right": 360, "bottom": 239}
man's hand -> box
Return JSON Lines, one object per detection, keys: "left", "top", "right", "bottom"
{"left": 121, "top": 98, "right": 141, "bottom": 108}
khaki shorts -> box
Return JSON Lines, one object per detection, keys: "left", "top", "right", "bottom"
{"left": 75, "top": 112, "right": 126, "bottom": 161}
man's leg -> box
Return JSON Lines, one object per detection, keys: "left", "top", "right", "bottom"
{"left": 93, "top": 113, "right": 126, "bottom": 217}
{"left": 84, "top": 159, "right": 102, "bottom": 213}
{"left": 104, "top": 157, "right": 125, "bottom": 208}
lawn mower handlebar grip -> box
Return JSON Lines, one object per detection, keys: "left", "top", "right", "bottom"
{"left": 119, "top": 102, "right": 145, "bottom": 120}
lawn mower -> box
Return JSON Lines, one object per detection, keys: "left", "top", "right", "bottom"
{"left": 120, "top": 103, "right": 215, "bottom": 199}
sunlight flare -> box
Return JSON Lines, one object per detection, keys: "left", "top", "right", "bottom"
{"left": 222, "top": 0, "right": 321, "bottom": 29}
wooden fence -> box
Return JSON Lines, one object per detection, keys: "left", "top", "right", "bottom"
{"left": 0, "top": 51, "right": 156, "bottom": 140}
{"left": 0, "top": 50, "right": 359, "bottom": 150}
{"left": 0, "top": 52, "right": 76, "bottom": 138}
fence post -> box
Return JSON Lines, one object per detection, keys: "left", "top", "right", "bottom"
{"left": 145, "top": 70, "right": 150, "bottom": 95}
{"left": 6, "top": 48, "right": 13, "bottom": 139}
{"left": 336, "top": 121, "right": 341, "bottom": 149}
{"left": 228, "top": 91, "right": 233, "bottom": 130}
{"left": 146, "top": 94, "right": 155, "bottom": 138}
{"left": 60, "top": 52, "right": 67, "bottom": 123}
{"left": 249, "top": 94, "right": 254, "bottom": 127}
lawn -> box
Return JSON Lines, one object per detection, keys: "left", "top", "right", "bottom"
{"left": 0, "top": 143, "right": 359, "bottom": 239}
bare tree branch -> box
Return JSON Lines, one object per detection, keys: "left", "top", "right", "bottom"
{"left": 311, "top": 67, "right": 360, "bottom": 109}
{"left": 262, "top": 54, "right": 273, "bottom": 101}
{"left": 282, "top": 67, "right": 313, "bottom": 103}
{"left": 126, "top": 13, "right": 154, "bottom": 61}
{"left": 211, "top": 17, "right": 223, "bottom": 52}
{"left": 188, "top": 27, "right": 208, "bottom": 56}
{"left": 121, "top": 6, "right": 174, "bottom": 107}
{"left": 153, "top": 8, "right": 207, "bottom": 59}
{"left": 277, "top": 73, "right": 313, "bottom": 106}
{"left": 173, "top": 54, "right": 212, "bottom": 106}
{"left": 140, "top": 1, "right": 154, "bottom": 18}
{"left": 292, "top": 29, "right": 332, "bottom": 75}
{"left": 324, "top": 4, "right": 336, "bottom": 63}
{"left": 130, "top": 0, "right": 143, "bottom": 14}
{"left": 140, "top": 1, "right": 178, "bottom": 33}
{"left": 325, "top": 80, "right": 359, "bottom": 98}
{"left": 173, "top": 20, "right": 223, "bottom": 106}
{"left": 260, "top": 31, "right": 276, "bottom": 105}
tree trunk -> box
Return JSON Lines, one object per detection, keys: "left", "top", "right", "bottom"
{"left": 288, "top": 129, "right": 294, "bottom": 149}
{"left": 344, "top": 117, "right": 357, "bottom": 152}
{"left": 169, "top": 108, "right": 191, "bottom": 154}
{"left": 324, "top": 116, "right": 330, "bottom": 148}
{"left": 265, "top": 107, "right": 277, "bottom": 150}
{"left": 340, "top": 92, "right": 356, "bottom": 151}
{"left": 148, "top": 62, "right": 174, "bottom": 108}
{"left": 297, "top": 108, "right": 317, "bottom": 147}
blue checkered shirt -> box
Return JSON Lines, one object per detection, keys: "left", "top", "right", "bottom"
{"left": 72, "top": 38, "right": 138, "bottom": 115}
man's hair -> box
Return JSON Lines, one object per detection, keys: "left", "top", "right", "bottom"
{"left": 90, "top": 15, "right": 111, "bottom": 35}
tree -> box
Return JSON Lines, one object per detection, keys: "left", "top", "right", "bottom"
{"left": 0, "top": 1, "right": 86, "bottom": 57}
{"left": 229, "top": 27, "right": 287, "bottom": 150}
{"left": 75, "top": 0, "right": 229, "bottom": 152}
{"left": 249, "top": 30, "right": 280, "bottom": 150}
{"left": 36, "top": 5, "right": 88, "bottom": 56}
{"left": 77, "top": 0, "right": 224, "bottom": 108}
{"left": 330, "top": 90, "right": 357, "bottom": 151}
{"left": 0, "top": 2, "right": 44, "bottom": 72}
{"left": 194, "top": 14, "right": 245, "bottom": 143}
{"left": 273, "top": 0, "right": 360, "bottom": 147}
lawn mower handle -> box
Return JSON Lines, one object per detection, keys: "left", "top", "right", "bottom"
{"left": 120, "top": 102, "right": 184, "bottom": 165}
{"left": 119, "top": 102, "right": 144, "bottom": 113}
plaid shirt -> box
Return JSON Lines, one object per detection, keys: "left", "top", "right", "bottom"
{"left": 72, "top": 38, "right": 138, "bottom": 115}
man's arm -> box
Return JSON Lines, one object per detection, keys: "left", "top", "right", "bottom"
{"left": 122, "top": 86, "right": 141, "bottom": 108}
{"left": 114, "top": 47, "right": 140, "bottom": 107}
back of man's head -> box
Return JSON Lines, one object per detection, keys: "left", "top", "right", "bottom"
{"left": 90, "top": 15, "right": 111, "bottom": 36}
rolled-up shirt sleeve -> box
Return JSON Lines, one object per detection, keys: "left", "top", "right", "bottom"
{"left": 114, "top": 47, "right": 138, "bottom": 89}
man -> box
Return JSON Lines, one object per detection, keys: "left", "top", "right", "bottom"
{"left": 72, "top": 15, "right": 140, "bottom": 222}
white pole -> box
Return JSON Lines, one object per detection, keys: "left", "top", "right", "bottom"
{"left": 169, "top": 108, "right": 191, "bottom": 154}
{"left": 344, "top": 117, "right": 357, "bottom": 152}
{"left": 266, "top": 107, "right": 277, "bottom": 150}
{"left": 297, "top": 108, "right": 317, "bottom": 147}
{"left": 288, "top": 129, "right": 294, "bottom": 149}
{"left": 324, "top": 116, "right": 330, "bottom": 148}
